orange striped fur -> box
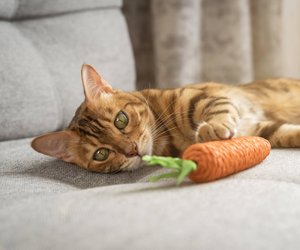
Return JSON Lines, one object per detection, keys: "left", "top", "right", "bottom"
{"left": 31, "top": 64, "right": 300, "bottom": 173}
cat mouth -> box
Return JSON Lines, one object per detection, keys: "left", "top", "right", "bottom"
{"left": 122, "top": 148, "right": 150, "bottom": 171}
{"left": 122, "top": 156, "right": 143, "bottom": 171}
{"left": 118, "top": 139, "right": 153, "bottom": 172}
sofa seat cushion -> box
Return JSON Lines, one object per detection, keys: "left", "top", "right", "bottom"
{"left": 1, "top": 179, "right": 300, "bottom": 250}
{"left": 0, "top": 138, "right": 156, "bottom": 208}
{"left": 1, "top": 138, "right": 300, "bottom": 249}
{"left": 0, "top": 0, "right": 122, "bottom": 19}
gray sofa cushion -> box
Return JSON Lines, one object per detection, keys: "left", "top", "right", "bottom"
{"left": 16, "top": 9, "right": 135, "bottom": 127}
{"left": 1, "top": 138, "right": 300, "bottom": 249}
{"left": 0, "top": 0, "right": 122, "bottom": 19}
{"left": 0, "top": 4, "right": 135, "bottom": 140}
{"left": 0, "top": 21, "right": 62, "bottom": 141}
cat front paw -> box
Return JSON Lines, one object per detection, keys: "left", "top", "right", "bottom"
{"left": 196, "top": 121, "right": 237, "bottom": 142}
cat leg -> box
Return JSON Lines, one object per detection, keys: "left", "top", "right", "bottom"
{"left": 195, "top": 97, "right": 240, "bottom": 142}
{"left": 254, "top": 121, "right": 300, "bottom": 147}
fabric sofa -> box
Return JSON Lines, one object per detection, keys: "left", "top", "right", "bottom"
{"left": 1, "top": 1, "right": 300, "bottom": 250}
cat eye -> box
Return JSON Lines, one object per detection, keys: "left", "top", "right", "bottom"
{"left": 114, "top": 111, "right": 129, "bottom": 129}
{"left": 93, "top": 148, "right": 110, "bottom": 161}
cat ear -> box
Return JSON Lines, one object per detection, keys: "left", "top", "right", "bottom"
{"left": 81, "top": 64, "right": 114, "bottom": 102}
{"left": 31, "top": 130, "right": 78, "bottom": 163}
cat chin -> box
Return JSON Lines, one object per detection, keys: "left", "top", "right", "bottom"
{"left": 124, "top": 156, "right": 143, "bottom": 171}
{"left": 119, "top": 133, "right": 153, "bottom": 172}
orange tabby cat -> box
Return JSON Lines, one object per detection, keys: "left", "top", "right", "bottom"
{"left": 31, "top": 64, "right": 300, "bottom": 173}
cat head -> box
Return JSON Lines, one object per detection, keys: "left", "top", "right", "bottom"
{"left": 31, "top": 64, "right": 154, "bottom": 172}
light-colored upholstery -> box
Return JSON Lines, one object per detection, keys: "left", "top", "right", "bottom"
{"left": 0, "top": 0, "right": 134, "bottom": 140}
{"left": 1, "top": 137, "right": 300, "bottom": 249}
{"left": 0, "top": 0, "right": 121, "bottom": 19}
{"left": 0, "top": 21, "right": 62, "bottom": 140}
{"left": 1, "top": 1, "right": 300, "bottom": 250}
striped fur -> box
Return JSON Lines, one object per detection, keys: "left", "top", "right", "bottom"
{"left": 31, "top": 65, "right": 300, "bottom": 173}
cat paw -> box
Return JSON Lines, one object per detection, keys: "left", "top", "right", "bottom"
{"left": 196, "top": 121, "right": 237, "bottom": 142}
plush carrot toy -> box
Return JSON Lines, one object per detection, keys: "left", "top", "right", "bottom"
{"left": 143, "top": 136, "right": 271, "bottom": 185}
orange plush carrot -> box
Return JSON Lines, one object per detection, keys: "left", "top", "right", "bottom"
{"left": 143, "top": 136, "right": 271, "bottom": 184}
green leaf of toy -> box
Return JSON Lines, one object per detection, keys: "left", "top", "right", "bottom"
{"left": 176, "top": 160, "right": 197, "bottom": 185}
{"left": 142, "top": 155, "right": 182, "bottom": 170}
{"left": 143, "top": 155, "right": 197, "bottom": 185}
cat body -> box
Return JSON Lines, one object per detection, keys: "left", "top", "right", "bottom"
{"left": 31, "top": 65, "right": 300, "bottom": 173}
{"left": 138, "top": 78, "right": 300, "bottom": 155}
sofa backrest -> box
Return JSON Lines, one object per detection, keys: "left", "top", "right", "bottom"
{"left": 0, "top": 0, "right": 135, "bottom": 141}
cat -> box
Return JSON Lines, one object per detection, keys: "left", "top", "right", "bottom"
{"left": 31, "top": 64, "right": 300, "bottom": 173}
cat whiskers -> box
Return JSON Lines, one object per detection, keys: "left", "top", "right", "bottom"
{"left": 148, "top": 98, "right": 178, "bottom": 133}
{"left": 151, "top": 107, "right": 194, "bottom": 139}
{"left": 146, "top": 99, "right": 200, "bottom": 154}
{"left": 152, "top": 101, "right": 191, "bottom": 130}
{"left": 139, "top": 92, "right": 178, "bottom": 150}
{"left": 151, "top": 109, "right": 198, "bottom": 146}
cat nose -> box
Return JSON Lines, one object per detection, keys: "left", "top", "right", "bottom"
{"left": 125, "top": 142, "right": 139, "bottom": 157}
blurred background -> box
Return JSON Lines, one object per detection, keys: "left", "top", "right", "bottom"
{"left": 123, "top": 0, "right": 300, "bottom": 89}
